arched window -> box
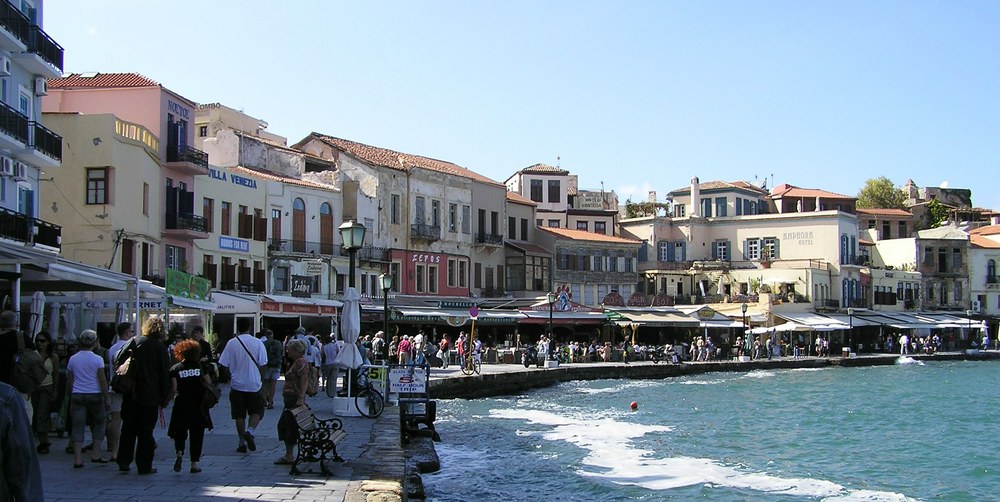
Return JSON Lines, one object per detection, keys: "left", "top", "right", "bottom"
{"left": 292, "top": 198, "right": 306, "bottom": 252}
{"left": 320, "top": 202, "right": 334, "bottom": 254}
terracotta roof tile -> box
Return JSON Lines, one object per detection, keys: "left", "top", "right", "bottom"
{"left": 669, "top": 180, "right": 767, "bottom": 195}
{"left": 770, "top": 184, "right": 853, "bottom": 199}
{"left": 48, "top": 72, "right": 161, "bottom": 89}
{"left": 313, "top": 134, "right": 503, "bottom": 187}
{"left": 519, "top": 163, "right": 568, "bottom": 175}
{"left": 856, "top": 208, "right": 912, "bottom": 216}
{"left": 971, "top": 234, "right": 1000, "bottom": 249}
{"left": 506, "top": 191, "right": 537, "bottom": 206}
{"left": 539, "top": 226, "right": 641, "bottom": 244}
{"left": 970, "top": 225, "right": 1000, "bottom": 236}
{"left": 229, "top": 166, "right": 337, "bottom": 191}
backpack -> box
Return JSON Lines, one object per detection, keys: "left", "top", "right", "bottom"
{"left": 111, "top": 339, "right": 138, "bottom": 397}
{"left": 265, "top": 338, "right": 283, "bottom": 368}
{"left": 10, "top": 332, "right": 47, "bottom": 394}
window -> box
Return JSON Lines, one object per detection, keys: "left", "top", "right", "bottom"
{"left": 166, "top": 245, "right": 186, "bottom": 272}
{"left": 595, "top": 221, "right": 606, "bottom": 235}
{"left": 198, "top": 125, "right": 208, "bottom": 137}
{"left": 547, "top": 180, "right": 561, "bottom": 203}
{"left": 882, "top": 221, "right": 891, "bottom": 239}
{"left": 389, "top": 262, "right": 400, "bottom": 293}
{"left": 428, "top": 265, "right": 438, "bottom": 293}
{"left": 449, "top": 203, "right": 458, "bottom": 232}
{"left": 746, "top": 239, "right": 761, "bottom": 260}
{"left": 954, "top": 281, "right": 962, "bottom": 303}
{"left": 491, "top": 211, "right": 499, "bottom": 235}
{"left": 673, "top": 204, "right": 685, "bottom": 217}
{"left": 431, "top": 200, "right": 441, "bottom": 227}
{"left": 459, "top": 260, "right": 467, "bottom": 288}
{"left": 203, "top": 198, "right": 214, "bottom": 233}
{"left": 273, "top": 266, "right": 289, "bottom": 292}
{"left": 658, "top": 241, "right": 670, "bottom": 261}
{"left": 414, "top": 196, "right": 425, "bottom": 224}
{"left": 988, "top": 259, "right": 996, "bottom": 282}
{"left": 508, "top": 217, "right": 516, "bottom": 239}
{"left": 536, "top": 219, "right": 543, "bottom": 227}
{"left": 674, "top": 242, "right": 686, "bottom": 262}
{"left": 735, "top": 197, "right": 743, "bottom": 216}
{"left": 763, "top": 238, "right": 778, "bottom": 260}
{"left": 715, "top": 197, "right": 727, "bottom": 217}
{"left": 416, "top": 264, "right": 426, "bottom": 293}
{"left": 520, "top": 219, "right": 528, "bottom": 240}
{"left": 461, "top": 205, "right": 471, "bottom": 234}
{"left": 952, "top": 248, "right": 962, "bottom": 269}
{"left": 530, "top": 180, "right": 543, "bottom": 202}
{"left": 577, "top": 221, "right": 589, "bottom": 231}
{"left": 898, "top": 221, "right": 907, "bottom": 238}
{"left": 85, "top": 168, "right": 109, "bottom": 204}
{"left": 390, "top": 194, "right": 400, "bottom": 224}
{"left": 142, "top": 183, "right": 149, "bottom": 216}
{"left": 448, "top": 258, "right": 457, "bottom": 287}
{"left": 712, "top": 240, "right": 729, "bottom": 261}
{"left": 548, "top": 219, "right": 561, "bottom": 228}
{"left": 221, "top": 201, "right": 232, "bottom": 236}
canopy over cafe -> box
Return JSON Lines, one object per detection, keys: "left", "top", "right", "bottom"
{"left": 517, "top": 298, "right": 605, "bottom": 342}
{"left": 383, "top": 300, "right": 524, "bottom": 347}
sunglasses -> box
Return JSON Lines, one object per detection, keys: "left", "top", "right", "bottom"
{"left": 36, "top": 340, "right": 49, "bottom": 344}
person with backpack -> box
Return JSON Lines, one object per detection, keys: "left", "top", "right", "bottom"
{"left": 0, "top": 310, "right": 37, "bottom": 420}
{"left": 116, "top": 317, "right": 171, "bottom": 475}
{"left": 105, "top": 322, "right": 134, "bottom": 463}
{"left": 260, "top": 330, "right": 283, "bottom": 410}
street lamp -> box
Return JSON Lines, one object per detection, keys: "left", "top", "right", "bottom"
{"left": 379, "top": 273, "right": 393, "bottom": 362}
{"left": 338, "top": 220, "right": 366, "bottom": 288}
{"left": 741, "top": 302, "right": 748, "bottom": 331}
{"left": 847, "top": 307, "right": 854, "bottom": 354}
{"left": 967, "top": 309, "right": 974, "bottom": 349}
{"left": 547, "top": 291, "right": 556, "bottom": 349}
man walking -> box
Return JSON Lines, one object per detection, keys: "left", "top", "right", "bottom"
{"left": 260, "top": 330, "right": 282, "bottom": 410}
{"left": 106, "top": 322, "right": 134, "bottom": 464}
{"left": 218, "top": 317, "right": 267, "bottom": 453}
{"left": 117, "top": 318, "right": 170, "bottom": 475}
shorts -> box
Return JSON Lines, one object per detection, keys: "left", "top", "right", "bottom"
{"left": 262, "top": 367, "right": 281, "bottom": 381}
{"left": 108, "top": 392, "right": 123, "bottom": 414}
{"left": 229, "top": 389, "right": 265, "bottom": 420}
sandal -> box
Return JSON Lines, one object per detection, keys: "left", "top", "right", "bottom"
{"left": 73, "top": 463, "right": 84, "bottom": 469}
{"left": 273, "top": 457, "right": 293, "bottom": 465}
{"left": 91, "top": 457, "right": 110, "bottom": 463}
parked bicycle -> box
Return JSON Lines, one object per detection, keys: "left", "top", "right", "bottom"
{"left": 354, "top": 369, "right": 385, "bottom": 418}
{"left": 460, "top": 353, "right": 482, "bottom": 375}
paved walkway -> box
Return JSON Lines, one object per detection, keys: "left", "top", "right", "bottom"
{"left": 39, "top": 379, "right": 401, "bottom": 502}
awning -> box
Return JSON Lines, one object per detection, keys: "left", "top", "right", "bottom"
{"left": 700, "top": 320, "right": 746, "bottom": 328}
{"left": 168, "top": 295, "right": 216, "bottom": 311}
{"left": 211, "top": 291, "right": 260, "bottom": 314}
{"left": 390, "top": 307, "right": 524, "bottom": 326}
{"left": 506, "top": 241, "right": 552, "bottom": 256}
{"left": 19, "top": 256, "right": 131, "bottom": 292}
{"left": 775, "top": 312, "right": 850, "bottom": 328}
{"left": 609, "top": 310, "right": 699, "bottom": 327}
{"left": 821, "top": 313, "right": 878, "bottom": 328}
{"left": 519, "top": 311, "right": 606, "bottom": 325}
{"left": 261, "top": 294, "right": 342, "bottom": 315}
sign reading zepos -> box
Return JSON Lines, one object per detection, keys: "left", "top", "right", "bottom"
{"left": 388, "top": 367, "right": 427, "bottom": 394}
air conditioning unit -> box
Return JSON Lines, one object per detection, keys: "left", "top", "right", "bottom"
{"left": 973, "top": 300, "right": 982, "bottom": 313}
{"left": 0, "top": 55, "right": 10, "bottom": 77}
{"left": 12, "top": 162, "right": 26, "bottom": 181}
{"left": 0, "top": 158, "right": 11, "bottom": 177}
{"left": 33, "top": 77, "right": 47, "bottom": 96}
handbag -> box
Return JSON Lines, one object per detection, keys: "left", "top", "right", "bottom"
{"left": 202, "top": 384, "right": 221, "bottom": 410}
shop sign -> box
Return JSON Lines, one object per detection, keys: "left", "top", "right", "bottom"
{"left": 388, "top": 367, "right": 426, "bottom": 394}
{"left": 291, "top": 275, "right": 313, "bottom": 298}
{"left": 83, "top": 300, "right": 164, "bottom": 310}
{"left": 440, "top": 300, "right": 475, "bottom": 309}
{"left": 219, "top": 236, "right": 250, "bottom": 252}
{"left": 303, "top": 260, "right": 324, "bottom": 275}
{"left": 410, "top": 252, "right": 443, "bottom": 263}
{"left": 165, "top": 268, "right": 212, "bottom": 301}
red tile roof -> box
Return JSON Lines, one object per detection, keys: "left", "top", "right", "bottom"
{"left": 669, "top": 180, "right": 767, "bottom": 195}
{"left": 518, "top": 163, "right": 568, "bottom": 175}
{"left": 971, "top": 234, "right": 1000, "bottom": 249}
{"left": 229, "top": 166, "right": 336, "bottom": 191}
{"left": 971, "top": 225, "right": 1000, "bottom": 236}
{"left": 539, "top": 226, "right": 641, "bottom": 244}
{"left": 856, "top": 208, "right": 912, "bottom": 216}
{"left": 311, "top": 134, "right": 503, "bottom": 187}
{"left": 770, "top": 184, "right": 853, "bottom": 199}
{"left": 48, "top": 72, "right": 161, "bottom": 89}
{"left": 506, "top": 191, "right": 537, "bottom": 206}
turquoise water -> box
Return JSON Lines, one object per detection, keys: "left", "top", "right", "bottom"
{"left": 424, "top": 358, "right": 1000, "bottom": 501}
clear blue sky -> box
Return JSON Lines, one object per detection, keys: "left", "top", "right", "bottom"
{"left": 46, "top": 1, "right": 1000, "bottom": 210}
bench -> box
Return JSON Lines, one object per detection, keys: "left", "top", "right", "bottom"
{"left": 290, "top": 406, "right": 347, "bottom": 476}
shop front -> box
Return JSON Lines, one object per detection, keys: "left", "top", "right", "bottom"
{"left": 260, "top": 293, "right": 342, "bottom": 340}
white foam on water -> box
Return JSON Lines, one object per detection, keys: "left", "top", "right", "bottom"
{"left": 789, "top": 367, "right": 829, "bottom": 373}
{"left": 741, "top": 370, "right": 777, "bottom": 379}
{"left": 573, "top": 379, "right": 660, "bottom": 394}
{"left": 896, "top": 356, "right": 924, "bottom": 366}
{"left": 490, "top": 408, "right": 915, "bottom": 500}
{"left": 675, "top": 378, "right": 728, "bottom": 385}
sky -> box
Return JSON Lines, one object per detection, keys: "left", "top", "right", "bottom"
{"left": 45, "top": 1, "right": 1000, "bottom": 209}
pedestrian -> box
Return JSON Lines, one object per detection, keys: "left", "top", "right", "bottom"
{"left": 397, "top": 335, "right": 412, "bottom": 366}
{"left": 413, "top": 331, "right": 425, "bottom": 365}
{"left": 66, "top": 329, "right": 110, "bottom": 467}
{"left": 116, "top": 317, "right": 171, "bottom": 475}
{"left": 105, "top": 322, "right": 134, "bottom": 463}
{"left": 261, "top": 330, "right": 283, "bottom": 410}
{"left": 274, "top": 338, "right": 309, "bottom": 466}
{"left": 218, "top": 317, "right": 267, "bottom": 454}
{"left": 321, "top": 334, "right": 340, "bottom": 395}
{"left": 30, "top": 331, "right": 57, "bottom": 455}
{"left": 190, "top": 326, "right": 212, "bottom": 362}
{"left": 167, "top": 339, "right": 213, "bottom": 474}
{"left": 0, "top": 310, "right": 34, "bottom": 420}
{"left": 0, "top": 380, "right": 43, "bottom": 501}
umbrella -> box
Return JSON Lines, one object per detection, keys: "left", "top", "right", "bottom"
{"left": 334, "top": 287, "right": 363, "bottom": 370}
{"left": 115, "top": 302, "right": 127, "bottom": 324}
{"left": 64, "top": 304, "right": 77, "bottom": 340}
{"left": 29, "top": 291, "right": 45, "bottom": 337}
{"left": 48, "top": 303, "right": 61, "bottom": 339}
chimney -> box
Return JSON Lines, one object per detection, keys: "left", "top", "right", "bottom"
{"left": 690, "top": 177, "right": 700, "bottom": 217}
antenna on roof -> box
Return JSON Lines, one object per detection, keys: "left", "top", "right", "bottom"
{"left": 556, "top": 156, "right": 560, "bottom": 168}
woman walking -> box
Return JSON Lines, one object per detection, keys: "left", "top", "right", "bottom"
{"left": 274, "top": 339, "right": 309, "bottom": 465}
{"left": 31, "top": 331, "right": 58, "bottom": 454}
{"left": 167, "top": 339, "right": 213, "bottom": 474}
{"left": 66, "top": 330, "right": 110, "bottom": 467}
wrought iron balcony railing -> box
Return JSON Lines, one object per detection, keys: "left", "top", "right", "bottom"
{"left": 0, "top": 101, "right": 28, "bottom": 144}
{"left": 411, "top": 223, "right": 440, "bottom": 241}
{"left": 28, "top": 24, "right": 62, "bottom": 71}
{"left": 0, "top": 2, "right": 29, "bottom": 45}
{"left": 166, "top": 212, "right": 208, "bottom": 232}
{"left": 166, "top": 144, "right": 209, "bottom": 169}
{"left": 30, "top": 121, "right": 61, "bottom": 161}
{"left": 474, "top": 232, "right": 504, "bottom": 246}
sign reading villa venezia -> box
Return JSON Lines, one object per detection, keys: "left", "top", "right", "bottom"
{"left": 782, "top": 231, "right": 814, "bottom": 246}
{"left": 208, "top": 168, "right": 259, "bottom": 189}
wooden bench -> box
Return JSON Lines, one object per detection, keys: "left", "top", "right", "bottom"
{"left": 290, "top": 406, "right": 347, "bottom": 476}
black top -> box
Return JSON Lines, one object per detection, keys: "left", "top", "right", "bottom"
{"left": 120, "top": 335, "right": 171, "bottom": 407}
{"left": 0, "top": 329, "right": 33, "bottom": 384}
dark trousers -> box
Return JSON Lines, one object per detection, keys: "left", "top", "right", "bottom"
{"left": 118, "top": 399, "right": 158, "bottom": 472}
{"left": 172, "top": 426, "right": 205, "bottom": 462}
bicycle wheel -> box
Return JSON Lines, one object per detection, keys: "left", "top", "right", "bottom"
{"left": 355, "top": 388, "right": 384, "bottom": 418}
{"left": 473, "top": 359, "right": 482, "bottom": 375}
{"left": 460, "top": 357, "right": 474, "bottom": 375}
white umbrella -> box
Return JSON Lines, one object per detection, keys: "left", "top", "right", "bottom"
{"left": 115, "top": 302, "right": 127, "bottom": 324}
{"left": 64, "top": 304, "right": 77, "bottom": 340}
{"left": 48, "top": 302, "right": 60, "bottom": 339}
{"left": 29, "top": 291, "right": 45, "bottom": 337}
{"left": 334, "top": 287, "right": 363, "bottom": 370}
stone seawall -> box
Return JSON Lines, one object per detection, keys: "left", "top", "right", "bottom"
{"left": 428, "top": 352, "right": 1000, "bottom": 400}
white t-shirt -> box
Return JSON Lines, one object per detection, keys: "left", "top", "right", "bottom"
{"left": 219, "top": 334, "right": 268, "bottom": 392}
{"left": 107, "top": 338, "right": 131, "bottom": 380}
{"left": 68, "top": 350, "right": 105, "bottom": 394}
{"left": 322, "top": 341, "right": 340, "bottom": 366}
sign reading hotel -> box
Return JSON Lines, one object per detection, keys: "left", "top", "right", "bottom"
{"left": 219, "top": 236, "right": 250, "bottom": 252}
{"left": 782, "top": 231, "right": 814, "bottom": 246}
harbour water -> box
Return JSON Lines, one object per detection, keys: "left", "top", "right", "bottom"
{"left": 424, "top": 358, "right": 1000, "bottom": 501}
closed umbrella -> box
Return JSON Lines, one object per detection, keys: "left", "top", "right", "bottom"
{"left": 29, "top": 291, "right": 45, "bottom": 337}
{"left": 48, "top": 302, "right": 60, "bottom": 339}
{"left": 334, "top": 287, "right": 363, "bottom": 370}
{"left": 115, "top": 302, "right": 127, "bottom": 324}
{"left": 64, "top": 304, "right": 77, "bottom": 339}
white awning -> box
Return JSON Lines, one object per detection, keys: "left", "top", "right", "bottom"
{"left": 211, "top": 291, "right": 260, "bottom": 314}
{"left": 700, "top": 320, "right": 746, "bottom": 328}
{"left": 168, "top": 295, "right": 216, "bottom": 311}
{"left": 262, "top": 294, "right": 343, "bottom": 308}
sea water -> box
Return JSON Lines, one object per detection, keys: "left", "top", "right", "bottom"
{"left": 424, "top": 359, "right": 1000, "bottom": 501}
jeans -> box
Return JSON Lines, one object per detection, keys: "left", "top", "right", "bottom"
{"left": 118, "top": 399, "right": 158, "bottom": 472}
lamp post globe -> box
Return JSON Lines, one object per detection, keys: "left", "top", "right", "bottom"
{"left": 379, "top": 273, "right": 393, "bottom": 359}
{"left": 847, "top": 307, "right": 854, "bottom": 353}
{"left": 338, "top": 220, "right": 367, "bottom": 288}
{"left": 546, "top": 292, "right": 556, "bottom": 341}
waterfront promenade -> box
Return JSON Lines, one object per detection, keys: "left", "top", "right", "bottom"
{"left": 37, "top": 349, "right": 996, "bottom": 501}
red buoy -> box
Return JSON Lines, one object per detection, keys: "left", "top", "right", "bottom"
{"left": 630, "top": 401, "right": 638, "bottom": 411}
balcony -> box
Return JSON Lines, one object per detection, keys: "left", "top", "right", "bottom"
{"left": 269, "top": 239, "right": 337, "bottom": 256}
{"left": 219, "top": 281, "right": 265, "bottom": 294}
{"left": 0, "top": 101, "right": 28, "bottom": 149}
{"left": 164, "top": 212, "right": 208, "bottom": 238}
{"left": 164, "top": 144, "right": 209, "bottom": 175}
{"left": 411, "top": 223, "right": 440, "bottom": 241}
{"left": 987, "top": 275, "right": 999, "bottom": 288}
{"left": 0, "top": 206, "right": 60, "bottom": 251}
{"left": 0, "top": 2, "right": 29, "bottom": 51}
{"left": 814, "top": 299, "right": 841, "bottom": 310}
{"left": 27, "top": 24, "right": 62, "bottom": 74}
{"left": 14, "top": 121, "right": 61, "bottom": 168}
{"left": 474, "top": 232, "right": 504, "bottom": 248}
{"left": 358, "top": 245, "right": 391, "bottom": 263}
{"left": 842, "top": 255, "right": 870, "bottom": 266}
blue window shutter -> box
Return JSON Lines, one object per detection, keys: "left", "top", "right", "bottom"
{"left": 772, "top": 239, "right": 780, "bottom": 260}
{"left": 679, "top": 242, "right": 686, "bottom": 261}
{"left": 666, "top": 242, "right": 675, "bottom": 262}
{"left": 711, "top": 241, "right": 719, "bottom": 259}
{"left": 743, "top": 239, "right": 748, "bottom": 260}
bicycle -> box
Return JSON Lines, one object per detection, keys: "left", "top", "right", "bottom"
{"left": 460, "top": 353, "right": 482, "bottom": 375}
{"left": 354, "top": 370, "right": 385, "bottom": 418}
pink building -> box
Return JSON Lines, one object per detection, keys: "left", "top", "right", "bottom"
{"left": 43, "top": 73, "right": 209, "bottom": 280}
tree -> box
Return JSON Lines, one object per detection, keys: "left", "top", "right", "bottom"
{"left": 925, "top": 199, "right": 949, "bottom": 228}
{"left": 856, "top": 177, "right": 907, "bottom": 209}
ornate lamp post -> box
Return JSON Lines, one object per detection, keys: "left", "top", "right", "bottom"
{"left": 338, "top": 220, "right": 367, "bottom": 288}
{"left": 547, "top": 291, "right": 556, "bottom": 341}
{"left": 967, "top": 309, "right": 974, "bottom": 349}
{"left": 379, "top": 272, "right": 393, "bottom": 362}
{"left": 847, "top": 307, "right": 855, "bottom": 355}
